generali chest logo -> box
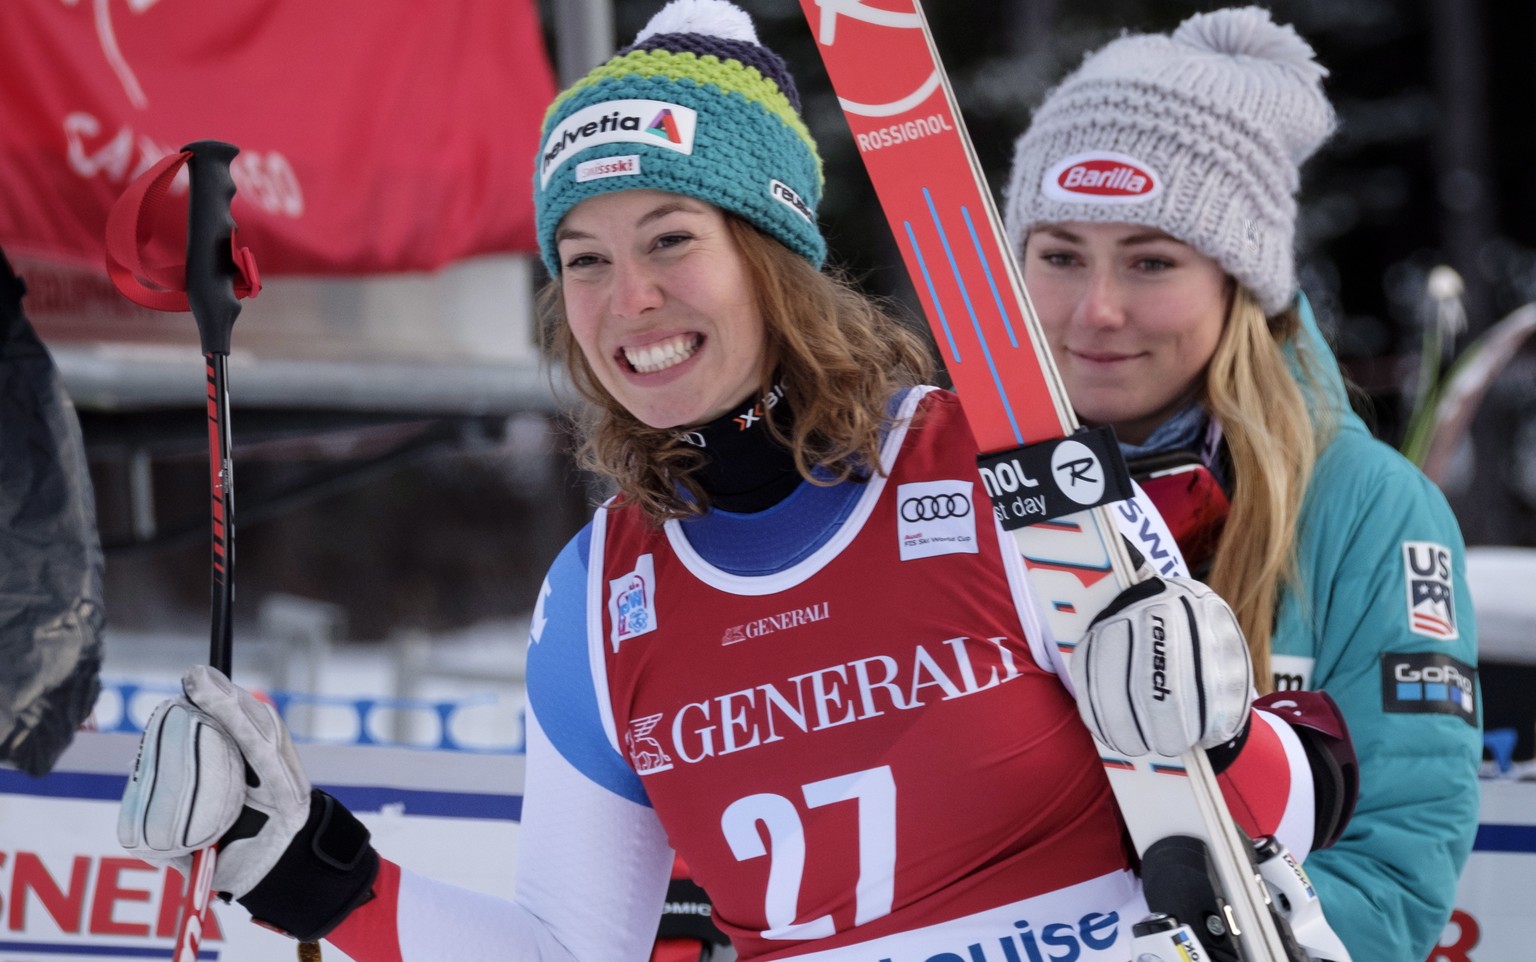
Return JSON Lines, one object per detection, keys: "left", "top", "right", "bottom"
{"left": 1042, "top": 151, "right": 1162, "bottom": 205}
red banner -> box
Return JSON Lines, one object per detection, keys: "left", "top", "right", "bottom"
{"left": 0, "top": 0, "right": 555, "bottom": 276}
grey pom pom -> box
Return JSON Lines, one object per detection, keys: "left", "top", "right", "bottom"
{"left": 1174, "top": 6, "right": 1326, "bottom": 78}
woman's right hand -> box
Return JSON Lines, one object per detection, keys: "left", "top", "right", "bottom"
{"left": 118, "top": 665, "right": 314, "bottom": 897}
{"left": 118, "top": 665, "right": 378, "bottom": 941}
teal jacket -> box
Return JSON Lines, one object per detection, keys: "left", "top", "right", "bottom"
{"left": 1273, "top": 299, "right": 1481, "bottom": 962}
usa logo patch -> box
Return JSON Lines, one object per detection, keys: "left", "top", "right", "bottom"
{"left": 1402, "top": 541, "right": 1457, "bottom": 640}
{"left": 608, "top": 553, "right": 658, "bottom": 651}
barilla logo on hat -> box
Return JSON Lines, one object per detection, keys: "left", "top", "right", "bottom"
{"left": 1042, "top": 151, "right": 1162, "bottom": 205}
{"left": 541, "top": 99, "right": 697, "bottom": 188}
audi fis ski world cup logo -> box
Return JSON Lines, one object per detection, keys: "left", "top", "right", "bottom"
{"left": 540, "top": 99, "right": 698, "bottom": 187}
{"left": 1402, "top": 541, "right": 1457, "bottom": 639}
{"left": 608, "top": 554, "right": 658, "bottom": 651}
{"left": 1042, "top": 151, "right": 1163, "bottom": 205}
{"left": 901, "top": 492, "right": 971, "bottom": 523}
{"left": 896, "top": 479, "right": 978, "bottom": 561}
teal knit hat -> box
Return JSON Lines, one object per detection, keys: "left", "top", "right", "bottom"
{"left": 533, "top": 0, "right": 826, "bottom": 277}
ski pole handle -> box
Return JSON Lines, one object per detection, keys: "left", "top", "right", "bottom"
{"left": 183, "top": 140, "right": 243, "bottom": 357}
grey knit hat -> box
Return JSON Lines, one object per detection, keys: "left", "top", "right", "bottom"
{"left": 1003, "top": 7, "right": 1335, "bottom": 315}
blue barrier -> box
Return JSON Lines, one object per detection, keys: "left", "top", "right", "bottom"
{"left": 97, "top": 680, "right": 525, "bottom": 754}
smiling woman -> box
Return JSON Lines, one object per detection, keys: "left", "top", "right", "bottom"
{"left": 114, "top": 3, "right": 1357, "bottom": 961}
{"left": 554, "top": 191, "right": 767, "bottom": 431}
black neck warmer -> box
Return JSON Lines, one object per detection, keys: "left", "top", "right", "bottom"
{"left": 678, "top": 384, "right": 801, "bottom": 513}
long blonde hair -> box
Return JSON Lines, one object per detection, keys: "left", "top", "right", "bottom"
{"left": 538, "top": 215, "right": 936, "bottom": 525}
{"left": 1203, "top": 287, "right": 1333, "bottom": 690}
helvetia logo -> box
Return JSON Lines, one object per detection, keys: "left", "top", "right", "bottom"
{"left": 648, "top": 109, "right": 682, "bottom": 143}
{"left": 1042, "top": 151, "right": 1162, "bottom": 205}
{"left": 540, "top": 99, "right": 697, "bottom": 187}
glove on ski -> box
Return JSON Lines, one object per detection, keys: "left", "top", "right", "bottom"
{"left": 119, "top": 666, "right": 378, "bottom": 940}
{"left": 1070, "top": 575, "right": 1253, "bottom": 758}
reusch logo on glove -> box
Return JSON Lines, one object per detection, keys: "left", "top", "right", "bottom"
{"left": 1150, "top": 616, "right": 1171, "bottom": 701}
{"left": 1042, "top": 151, "right": 1162, "bottom": 204}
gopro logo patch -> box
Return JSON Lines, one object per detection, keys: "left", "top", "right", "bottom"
{"left": 1382, "top": 652, "right": 1477, "bottom": 726}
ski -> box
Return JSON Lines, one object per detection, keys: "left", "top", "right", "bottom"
{"left": 797, "top": 3, "right": 1306, "bottom": 960}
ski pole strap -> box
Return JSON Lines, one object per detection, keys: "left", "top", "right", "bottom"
{"left": 105, "top": 148, "right": 261, "bottom": 313}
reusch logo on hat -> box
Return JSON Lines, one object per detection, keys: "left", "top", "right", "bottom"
{"left": 1042, "top": 151, "right": 1162, "bottom": 205}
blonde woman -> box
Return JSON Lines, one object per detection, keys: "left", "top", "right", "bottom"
{"left": 1005, "top": 8, "right": 1481, "bottom": 962}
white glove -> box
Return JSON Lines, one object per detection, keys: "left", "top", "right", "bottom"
{"left": 1069, "top": 576, "right": 1253, "bottom": 758}
{"left": 119, "top": 665, "right": 312, "bottom": 899}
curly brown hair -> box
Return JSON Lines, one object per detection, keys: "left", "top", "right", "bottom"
{"left": 538, "top": 213, "right": 937, "bottom": 525}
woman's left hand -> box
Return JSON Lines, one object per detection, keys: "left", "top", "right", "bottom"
{"left": 1069, "top": 575, "right": 1253, "bottom": 757}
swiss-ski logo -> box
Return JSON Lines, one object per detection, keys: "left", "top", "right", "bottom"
{"left": 1042, "top": 151, "right": 1162, "bottom": 204}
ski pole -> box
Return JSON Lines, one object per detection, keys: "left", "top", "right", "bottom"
{"left": 171, "top": 138, "right": 244, "bottom": 962}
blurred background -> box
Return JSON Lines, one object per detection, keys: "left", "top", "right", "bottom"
{"left": 3, "top": 0, "right": 1533, "bottom": 750}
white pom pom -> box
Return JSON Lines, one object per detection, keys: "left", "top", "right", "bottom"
{"left": 1174, "top": 6, "right": 1326, "bottom": 78}
{"left": 1427, "top": 265, "right": 1465, "bottom": 302}
{"left": 635, "top": 0, "right": 759, "bottom": 46}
